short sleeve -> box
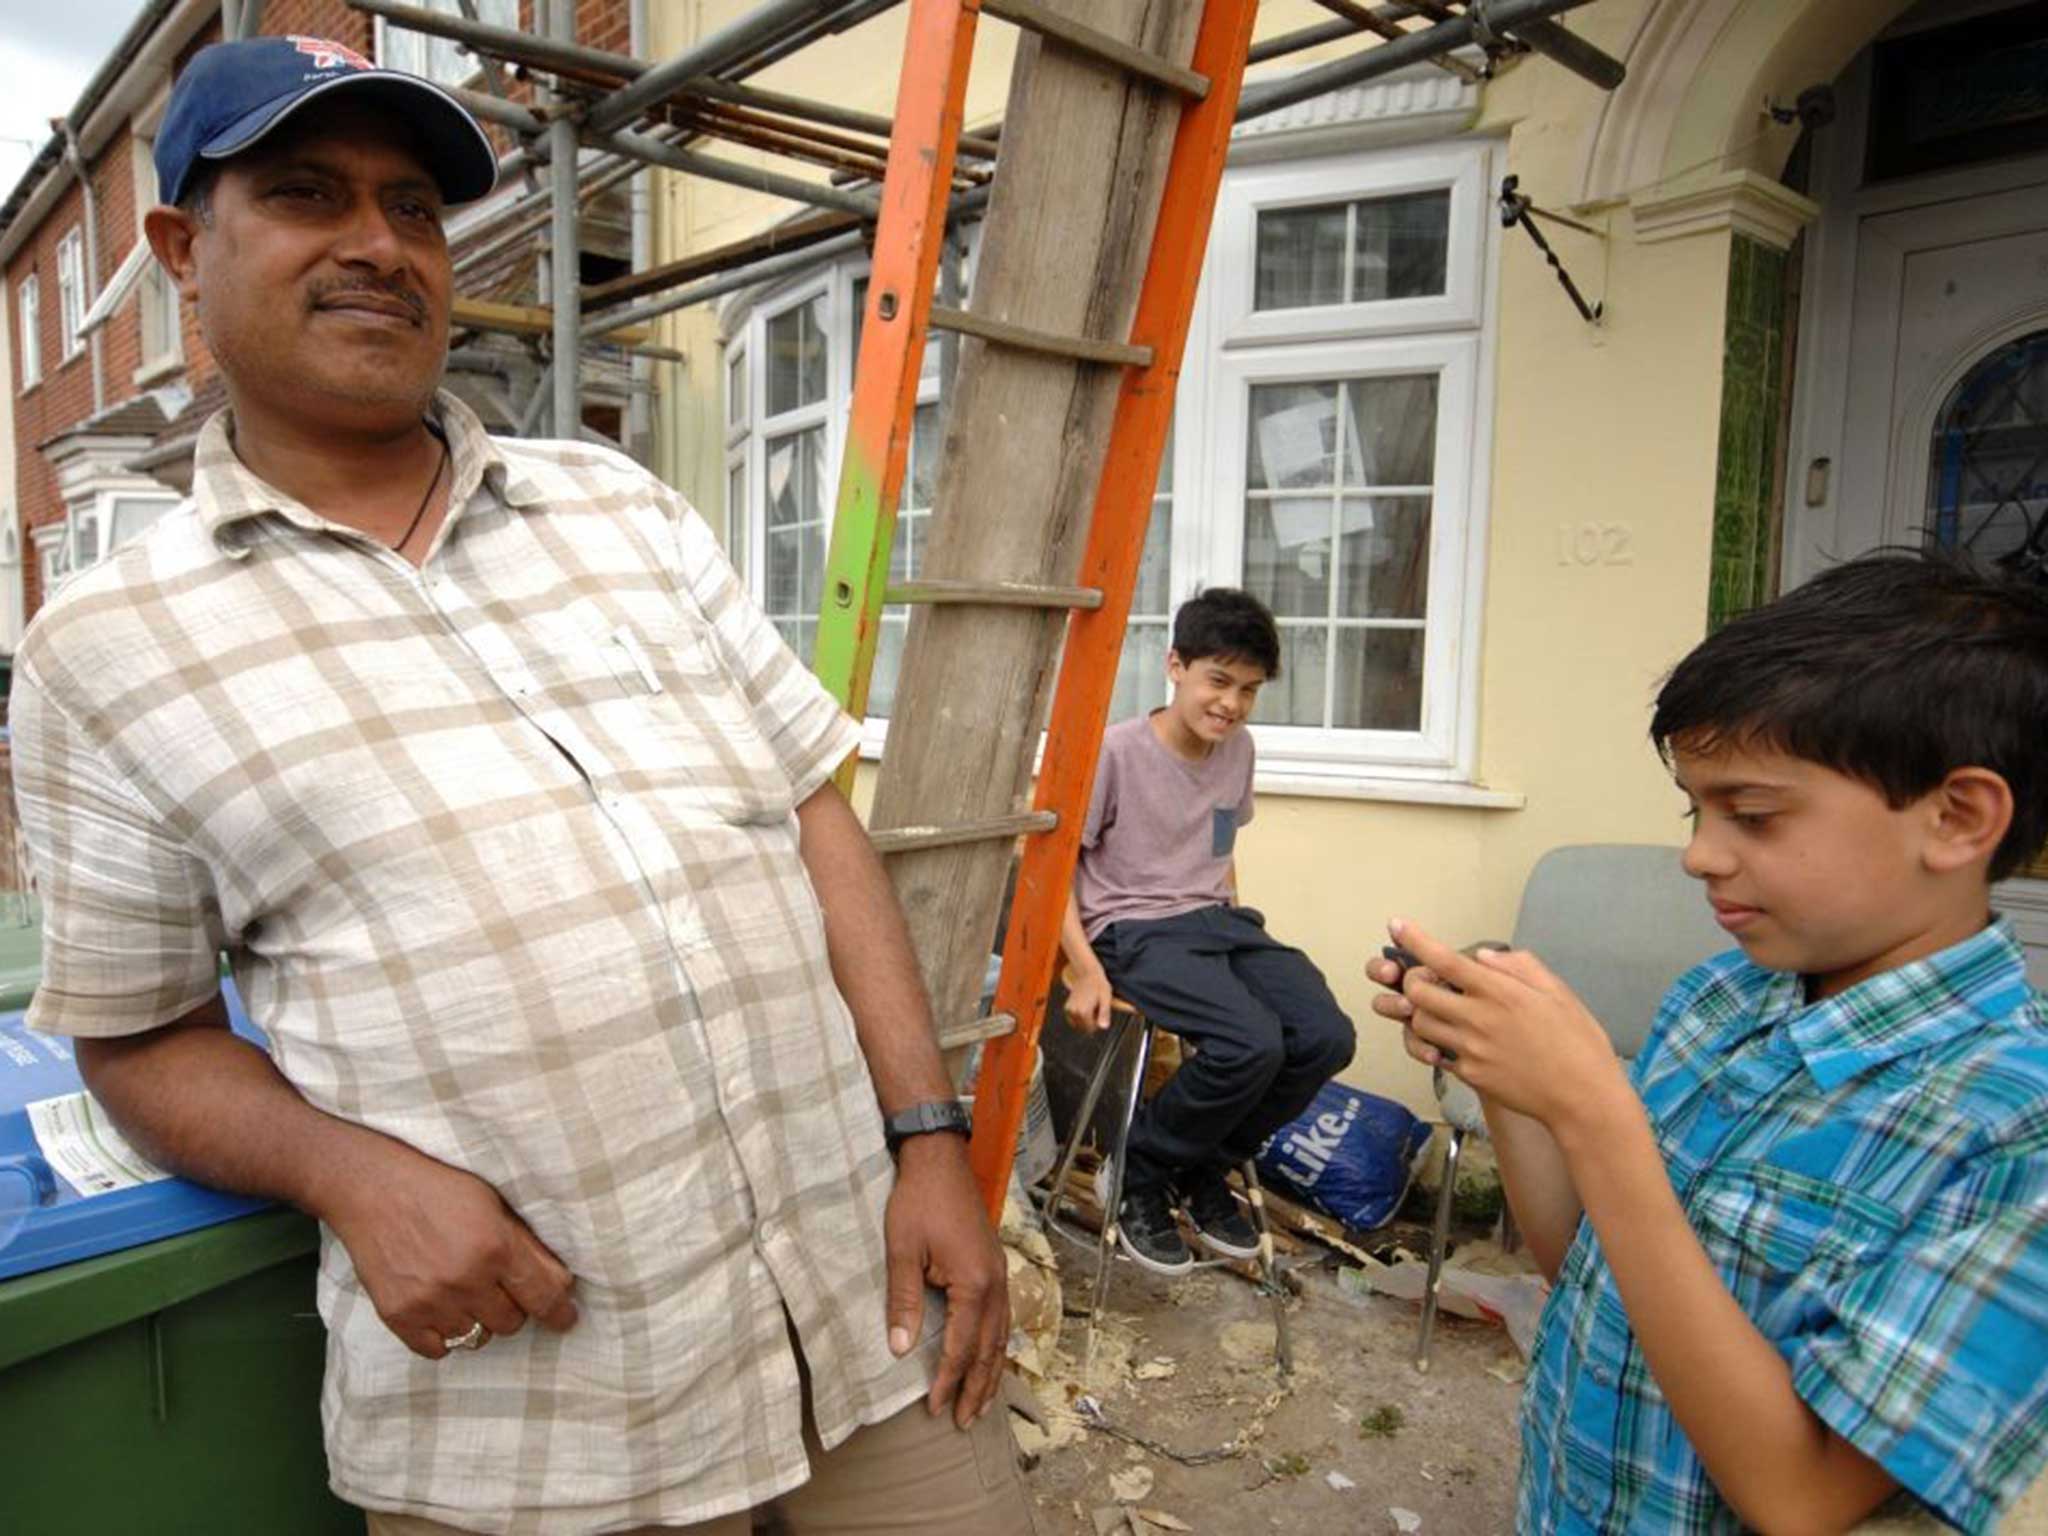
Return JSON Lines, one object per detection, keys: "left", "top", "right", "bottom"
{"left": 12, "top": 660, "right": 225, "bottom": 1038}
{"left": 1235, "top": 731, "right": 1256, "bottom": 829}
{"left": 1081, "top": 737, "right": 1118, "bottom": 850}
{"left": 660, "top": 484, "right": 860, "bottom": 804}
{"left": 1787, "top": 1150, "right": 2048, "bottom": 1533}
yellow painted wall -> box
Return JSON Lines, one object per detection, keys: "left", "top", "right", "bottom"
{"left": 642, "top": 1, "right": 1780, "bottom": 1115}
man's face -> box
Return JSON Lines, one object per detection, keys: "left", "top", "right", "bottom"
{"left": 1672, "top": 737, "right": 1949, "bottom": 998}
{"left": 152, "top": 101, "right": 453, "bottom": 430}
{"left": 1164, "top": 650, "right": 1268, "bottom": 745}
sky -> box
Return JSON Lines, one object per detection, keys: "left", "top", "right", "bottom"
{"left": 0, "top": 1, "right": 155, "bottom": 202}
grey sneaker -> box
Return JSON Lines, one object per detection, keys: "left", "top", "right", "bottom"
{"left": 1177, "top": 1167, "right": 1262, "bottom": 1260}
{"left": 1096, "top": 1159, "right": 1194, "bottom": 1276}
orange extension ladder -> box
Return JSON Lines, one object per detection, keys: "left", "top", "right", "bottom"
{"left": 810, "top": 0, "right": 1259, "bottom": 1218}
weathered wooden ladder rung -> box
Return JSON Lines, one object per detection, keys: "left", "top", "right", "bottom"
{"left": 980, "top": 0, "right": 1212, "bottom": 98}
{"left": 925, "top": 305, "right": 1153, "bottom": 368}
{"left": 865, "top": 809, "right": 1060, "bottom": 857}
{"left": 883, "top": 578, "right": 1104, "bottom": 610}
{"left": 938, "top": 1012, "right": 1019, "bottom": 1050}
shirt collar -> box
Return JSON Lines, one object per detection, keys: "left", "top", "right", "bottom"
{"left": 1769, "top": 917, "right": 2034, "bottom": 1090}
{"left": 193, "top": 389, "right": 546, "bottom": 558}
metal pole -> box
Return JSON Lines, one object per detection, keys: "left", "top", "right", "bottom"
{"left": 549, "top": 0, "right": 580, "bottom": 439}
{"left": 590, "top": 127, "right": 881, "bottom": 218}
{"left": 239, "top": 0, "right": 267, "bottom": 38}
{"left": 579, "top": 229, "right": 869, "bottom": 340}
{"left": 585, "top": 0, "right": 841, "bottom": 136}
{"left": 1235, "top": 0, "right": 1595, "bottom": 120}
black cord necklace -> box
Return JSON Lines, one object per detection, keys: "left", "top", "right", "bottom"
{"left": 395, "top": 428, "right": 450, "bottom": 554}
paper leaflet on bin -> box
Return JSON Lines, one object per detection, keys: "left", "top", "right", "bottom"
{"left": 0, "top": 983, "right": 278, "bottom": 1281}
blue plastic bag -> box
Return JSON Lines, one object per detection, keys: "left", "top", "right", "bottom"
{"left": 1255, "top": 1082, "right": 1430, "bottom": 1232}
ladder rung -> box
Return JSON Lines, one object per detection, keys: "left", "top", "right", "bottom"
{"left": 981, "top": 0, "right": 1210, "bottom": 100}
{"left": 927, "top": 305, "right": 1153, "bottom": 368}
{"left": 940, "top": 1012, "right": 1018, "bottom": 1050}
{"left": 885, "top": 578, "right": 1103, "bottom": 610}
{"left": 868, "top": 810, "right": 1059, "bottom": 856}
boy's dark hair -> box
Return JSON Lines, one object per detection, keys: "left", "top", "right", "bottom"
{"left": 1650, "top": 548, "right": 2048, "bottom": 880}
{"left": 1172, "top": 588, "right": 1282, "bottom": 679}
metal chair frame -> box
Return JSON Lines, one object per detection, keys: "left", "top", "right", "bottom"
{"left": 1039, "top": 996, "right": 1292, "bottom": 1375}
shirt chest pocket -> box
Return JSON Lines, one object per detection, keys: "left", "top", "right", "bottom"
{"left": 528, "top": 607, "right": 794, "bottom": 826}
{"left": 1689, "top": 1162, "right": 1904, "bottom": 1282}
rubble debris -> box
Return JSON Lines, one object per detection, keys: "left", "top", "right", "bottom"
{"left": 1390, "top": 1508, "right": 1424, "bottom": 1533}
{"left": 1326, "top": 1471, "right": 1358, "bottom": 1491}
{"left": 1109, "top": 1465, "right": 1155, "bottom": 1504}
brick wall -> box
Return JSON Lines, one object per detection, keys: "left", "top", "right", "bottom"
{"left": 6, "top": 0, "right": 641, "bottom": 626}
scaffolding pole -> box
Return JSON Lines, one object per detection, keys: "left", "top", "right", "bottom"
{"left": 550, "top": 0, "right": 581, "bottom": 437}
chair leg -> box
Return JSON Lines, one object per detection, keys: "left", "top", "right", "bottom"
{"left": 1238, "top": 1159, "right": 1292, "bottom": 1378}
{"left": 1415, "top": 1124, "right": 1465, "bottom": 1374}
{"left": 1042, "top": 1012, "right": 1136, "bottom": 1240}
{"left": 1086, "top": 1021, "right": 1153, "bottom": 1366}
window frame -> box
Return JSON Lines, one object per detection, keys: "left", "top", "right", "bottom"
{"left": 374, "top": 1, "right": 516, "bottom": 89}
{"left": 17, "top": 273, "right": 41, "bottom": 391}
{"left": 718, "top": 136, "right": 1499, "bottom": 789}
{"left": 130, "top": 133, "right": 183, "bottom": 381}
{"left": 34, "top": 521, "right": 70, "bottom": 596}
{"left": 55, "top": 228, "right": 87, "bottom": 364}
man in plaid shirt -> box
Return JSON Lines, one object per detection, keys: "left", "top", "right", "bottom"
{"left": 12, "top": 37, "right": 1031, "bottom": 1536}
{"left": 1371, "top": 551, "right": 2048, "bottom": 1533}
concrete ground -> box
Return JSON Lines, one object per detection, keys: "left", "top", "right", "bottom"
{"left": 1010, "top": 1250, "right": 1527, "bottom": 1536}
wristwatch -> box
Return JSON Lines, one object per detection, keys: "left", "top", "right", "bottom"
{"left": 883, "top": 1099, "right": 973, "bottom": 1152}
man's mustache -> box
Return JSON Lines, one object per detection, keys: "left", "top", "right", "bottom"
{"left": 306, "top": 278, "right": 428, "bottom": 322}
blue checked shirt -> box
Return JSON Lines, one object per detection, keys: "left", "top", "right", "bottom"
{"left": 1518, "top": 919, "right": 2048, "bottom": 1534}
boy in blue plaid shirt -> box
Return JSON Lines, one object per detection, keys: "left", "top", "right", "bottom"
{"left": 1369, "top": 550, "right": 2048, "bottom": 1533}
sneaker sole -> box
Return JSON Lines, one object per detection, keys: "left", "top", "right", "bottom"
{"left": 1192, "top": 1229, "right": 1262, "bottom": 1262}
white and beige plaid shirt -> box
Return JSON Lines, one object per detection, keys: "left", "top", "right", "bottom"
{"left": 12, "top": 393, "right": 935, "bottom": 1534}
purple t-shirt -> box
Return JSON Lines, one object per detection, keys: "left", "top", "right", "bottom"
{"left": 1075, "top": 711, "right": 1256, "bottom": 941}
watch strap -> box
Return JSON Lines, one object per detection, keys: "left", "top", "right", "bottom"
{"left": 883, "top": 1099, "right": 973, "bottom": 1150}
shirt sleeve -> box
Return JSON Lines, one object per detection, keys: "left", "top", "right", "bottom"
{"left": 1081, "top": 736, "right": 1117, "bottom": 851}
{"left": 658, "top": 481, "right": 860, "bottom": 804}
{"left": 1235, "top": 732, "right": 1256, "bottom": 829}
{"left": 12, "top": 658, "right": 225, "bottom": 1038}
{"left": 1787, "top": 1145, "right": 2048, "bottom": 1534}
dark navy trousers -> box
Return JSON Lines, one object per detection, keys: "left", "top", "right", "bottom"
{"left": 1093, "top": 903, "right": 1355, "bottom": 1193}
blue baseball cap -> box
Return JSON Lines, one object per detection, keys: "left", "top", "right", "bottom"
{"left": 155, "top": 36, "right": 498, "bottom": 208}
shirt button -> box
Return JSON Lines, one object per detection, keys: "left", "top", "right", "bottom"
{"left": 1590, "top": 1363, "right": 1614, "bottom": 1387}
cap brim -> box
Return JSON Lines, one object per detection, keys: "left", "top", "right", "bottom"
{"left": 199, "top": 72, "right": 498, "bottom": 206}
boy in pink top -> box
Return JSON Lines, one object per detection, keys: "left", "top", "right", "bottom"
{"left": 1061, "top": 589, "right": 1355, "bottom": 1274}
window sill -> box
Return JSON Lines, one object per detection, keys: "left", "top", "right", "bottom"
{"left": 1254, "top": 770, "right": 1524, "bottom": 809}
{"left": 133, "top": 356, "right": 182, "bottom": 389}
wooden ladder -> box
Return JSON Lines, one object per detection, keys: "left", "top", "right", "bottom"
{"left": 811, "top": 0, "right": 1259, "bottom": 1218}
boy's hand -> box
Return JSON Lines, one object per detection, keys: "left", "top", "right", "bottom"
{"left": 1063, "top": 969, "right": 1115, "bottom": 1033}
{"left": 1379, "top": 919, "right": 1632, "bottom": 1132}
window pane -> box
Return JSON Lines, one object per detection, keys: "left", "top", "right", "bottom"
{"left": 107, "top": 498, "right": 171, "bottom": 550}
{"left": 727, "top": 350, "right": 747, "bottom": 428}
{"left": 852, "top": 276, "right": 868, "bottom": 365}
{"left": 1244, "top": 496, "right": 1332, "bottom": 620}
{"left": 869, "top": 615, "right": 907, "bottom": 718}
{"left": 773, "top": 618, "right": 818, "bottom": 666}
{"left": 1248, "top": 382, "right": 1338, "bottom": 490}
{"left": 766, "top": 428, "right": 822, "bottom": 528}
{"left": 1262, "top": 624, "right": 1329, "bottom": 726}
{"left": 767, "top": 297, "right": 827, "bottom": 415}
{"left": 726, "top": 462, "right": 748, "bottom": 580}
{"left": 1337, "top": 495, "right": 1430, "bottom": 620}
{"left": 1343, "top": 374, "right": 1438, "bottom": 487}
{"left": 1134, "top": 499, "right": 1172, "bottom": 614}
{"left": 1255, "top": 203, "right": 1347, "bottom": 311}
{"left": 1924, "top": 329, "right": 2048, "bottom": 572}
{"left": 1351, "top": 189, "right": 1450, "bottom": 302}
{"left": 1109, "top": 621, "right": 1168, "bottom": 722}
{"left": 766, "top": 529, "right": 803, "bottom": 612}
{"left": 1334, "top": 626, "right": 1424, "bottom": 730}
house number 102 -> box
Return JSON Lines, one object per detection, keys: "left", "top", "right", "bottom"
{"left": 1556, "top": 522, "right": 1634, "bottom": 566}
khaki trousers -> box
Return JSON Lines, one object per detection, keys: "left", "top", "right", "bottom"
{"left": 364, "top": 1390, "right": 1037, "bottom": 1536}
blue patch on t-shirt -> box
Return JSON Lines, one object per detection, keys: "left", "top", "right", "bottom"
{"left": 1212, "top": 806, "right": 1238, "bottom": 857}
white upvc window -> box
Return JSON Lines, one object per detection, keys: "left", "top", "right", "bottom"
{"left": 34, "top": 522, "right": 69, "bottom": 596}
{"left": 376, "top": 0, "right": 517, "bottom": 88}
{"left": 131, "top": 134, "right": 182, "bottom": 378}
{"left": 0, "top": 518, "right": 23, "bottom": 652}
{"left": 56, "top": 229, "right": 86, "bottom": 363}
{"left": 16, "top": 274, "right": 40, "bottom": 390}
{"left": 720, "top": 137, "right": 1497, "bottom": 787}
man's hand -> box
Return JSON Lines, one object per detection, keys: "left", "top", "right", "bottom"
{"left": 883, "top": 1134, "right": 1010, "bottom": 1428}
{"left": 1063, "top": 967, "right": 1115, "bottom": 1033}
{"left": 1380, "top": 919, "right": 1633, "bottom": 1132}
{"left": 319, "top": 1137, "right": 580, "bottom": 1361}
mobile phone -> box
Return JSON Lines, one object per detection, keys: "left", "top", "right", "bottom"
{"left": 1380, "top": 943, "right": 1420, "bottom": 977}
